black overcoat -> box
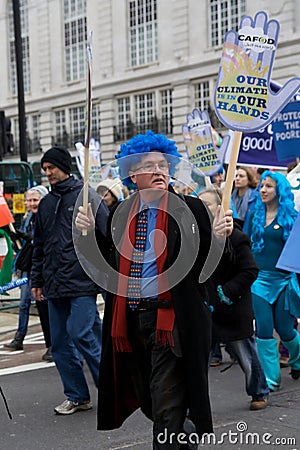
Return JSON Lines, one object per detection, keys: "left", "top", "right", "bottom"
{"left": 96, "top": 187, "right": 231, "bottom": 437}
{"left": 208, "top": 225, "right": 259, "bottom": 342}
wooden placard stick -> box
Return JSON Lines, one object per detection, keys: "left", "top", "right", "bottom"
{"left": 82, "top": 33, "right": 93, "bottom": 236}
{"left": 221, "top": 130, "right": 242, "bottom": 212}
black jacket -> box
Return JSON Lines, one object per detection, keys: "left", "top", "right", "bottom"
{"left": 30, "top": 176, "right": 109, "bottom": 299}
{"left": 96, "top": 187, "right": 232, "bottom": 437}
{"left": 208, "top": 224, "right": 259, "bottom": 342}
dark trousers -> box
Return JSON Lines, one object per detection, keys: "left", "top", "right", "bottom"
{"left": 36, "top": 299, "right": 51, "bottom": 348}
{"left": 127, "top": 309, "right": 189, "bottom": 449}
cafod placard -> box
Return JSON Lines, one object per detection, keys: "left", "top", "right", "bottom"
{"left": 182, "top": 109, "right": 227, "bottom": 176}
{"left": 214, "top": 11, "right": 300, "bottom": 133}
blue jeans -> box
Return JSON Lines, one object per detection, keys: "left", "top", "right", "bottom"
{"left": 226, "top": 336, "right": 269, "bottom": 400}
{"left": 211, "top": 342, "right": 222, "bottom": 360}
{"left": 48, "top": 296, "right": 102, "bottom": 403}
{"left": 17, "top": 272, "right": 32, "bottom": 335}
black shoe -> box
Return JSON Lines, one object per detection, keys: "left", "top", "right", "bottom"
{"left": 42, "top": 347, "right": 54, "bottom": 362}
{"left": 210, "top": 359, "right": 222, "bottom": 367}
{"left": 290, "top": 369, "right": 300, "bottom": 380}
{"left": 280, "top": 357, "right": 289, "bottom": 368}
{"left": 3, "top": 333, "right": 25, "bottom": 351}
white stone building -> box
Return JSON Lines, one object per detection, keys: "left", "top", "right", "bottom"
{"left": 0, "top": 0, "right": 299, "bottom": 165}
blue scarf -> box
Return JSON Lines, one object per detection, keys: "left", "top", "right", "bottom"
{"left": 231, "top": 188, "right": 252, "bottom": 221}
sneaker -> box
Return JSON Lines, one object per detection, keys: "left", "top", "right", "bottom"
{"left": 54, "top": 399, "right": 92, "bottom": 415}
{"left": 42, "top": 347, "right": 54, "bottom": 362}
{"left": 250, "top": 398, "right": 268, "bottom": 411}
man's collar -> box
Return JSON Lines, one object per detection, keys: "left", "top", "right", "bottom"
{"left": 139, "top": 196, "right": 162, "bottom": 211}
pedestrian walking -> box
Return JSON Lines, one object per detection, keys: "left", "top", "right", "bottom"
{"left": 96, "top": 178, "right": 123, "bottom": 209}
{"left": 231, "top": 166, "right": 259, "bottom": 232}
{"left": 31, "top": 146, "right": 109, "bottom": 415}
{"left": 4, "top": 185, "right": 53, "bottom": 361}
{"left": 248, "top": 171, "right": 300, "bottom": 391}
{"left": 75, "top": 131, "right": 233, "bottom": 448}
{"left": 200, "top": 188, "right": 269, "bottom": 411}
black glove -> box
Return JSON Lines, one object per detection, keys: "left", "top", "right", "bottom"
{"left": 9, "top": 229, "right": 31, "bottom": 243}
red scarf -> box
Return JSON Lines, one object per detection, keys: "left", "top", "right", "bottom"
{"left": 111, "top": 191, "right": 175, "bottom": 352}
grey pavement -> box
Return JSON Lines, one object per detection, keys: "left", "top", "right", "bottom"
{"left": 0, "top": 307, "right": 300, "bottom": 449}
{"left": 0, "top": 306, "right": 40, "bottom": 335}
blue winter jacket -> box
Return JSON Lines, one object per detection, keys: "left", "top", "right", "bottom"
{"left": 242, "top": 188, "right": 259, "bottom": 234}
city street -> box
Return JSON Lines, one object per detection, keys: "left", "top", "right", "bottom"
{"left": 1, "top": 312, "right": 300, "bottom": 449}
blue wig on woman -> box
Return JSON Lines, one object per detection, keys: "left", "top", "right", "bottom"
{"left": 250, "top": 170, "right": 297, "bottom": 252}
{"left": 115, "top": 130, "right": 182, "bottom": 187}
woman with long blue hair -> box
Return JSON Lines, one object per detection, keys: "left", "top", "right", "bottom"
{"left": 248, "top": 171, "right": 300, "bottom": 391}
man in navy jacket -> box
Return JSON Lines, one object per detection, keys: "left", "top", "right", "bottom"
{"left": 31, "top": 146, "right": 109, "bottom": 415}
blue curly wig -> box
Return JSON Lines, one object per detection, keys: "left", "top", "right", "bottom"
{"left": 115, "top": 130, "right": 182, "bottom": 186}
{"left": 250, "top": 170, "right": 297, "bottom": 253}
{"left": 209, "top": 165, "right": 224, "bottom": 184}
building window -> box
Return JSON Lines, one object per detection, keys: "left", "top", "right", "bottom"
{"left": 115, "top": 89, "right": 172, "bottom": 142}
{"left": 53, "top": 110, "right": 69, "bottom": 147}
{"left": 55, "top": 110, "right": 66, "bottom": 139}
{"left": 69, "top": 104, "right": 100, "bottom": 143}
{"left": 135, "top": 92, "right": 156, "bottom": 133}
{"left": 160, "top": 89, "right": 173, "bottom": 135}
{"left": 8, "top": 0, "right": 30, "bottom": 95}
{"left": 115, "top": 97, "right": 132, "bottom": 141}
{"left": 12, "top": 118, "right": 19, "bottom": 152}
{"left": 128, "top": 0, "right": 158, "bottom": 67}
{"left": 210, "top": 0, "right": 246, "bottom": 47}
{"left": 91, "top": 103, "right": 101, "bottom": 142}
{"left": 64, "top": 0, "right": 87, "bottom": 81}
{"left": 53, "top": 104, "right": 100, "bottom": 148}
{"left": 70, "top": 106, "right": 85, "bottom": 143}
{"left": 32, "top": 115, "right": 41, "bottom": 152}
{"left": 194, "top": 81, "right": 210, "bottom": 111}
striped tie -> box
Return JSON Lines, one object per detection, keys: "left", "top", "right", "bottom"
{"left": 127, "top": 207, "right": 148, "bottom": 309}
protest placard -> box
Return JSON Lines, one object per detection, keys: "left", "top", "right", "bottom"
{"left": 224, "top": 126, "right": 294, "bottom": 168}
{"left": 182, "top": 109, "right": 228, "bottom": 176}
{"left": 75, "top": 139, "right": 102, "bottom": 189}
{"left": 214, "top": 11, "right": 300, "bottom": 210}
{"left": 273, "top": 101, "right": 300, "bottom": 161}
{"left": 12, "top": 193, "right": 26, "bottom": 215}
{"left": 276, "top": 211, "right": 300, "bottom": 273}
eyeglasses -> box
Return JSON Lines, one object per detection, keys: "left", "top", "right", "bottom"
{"left": 133, "top": 162, "right": 170, "bottom": 173}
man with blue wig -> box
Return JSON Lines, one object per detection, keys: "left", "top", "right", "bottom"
{"left": 76, "top": 130, "right": 233, "bottom": 449}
